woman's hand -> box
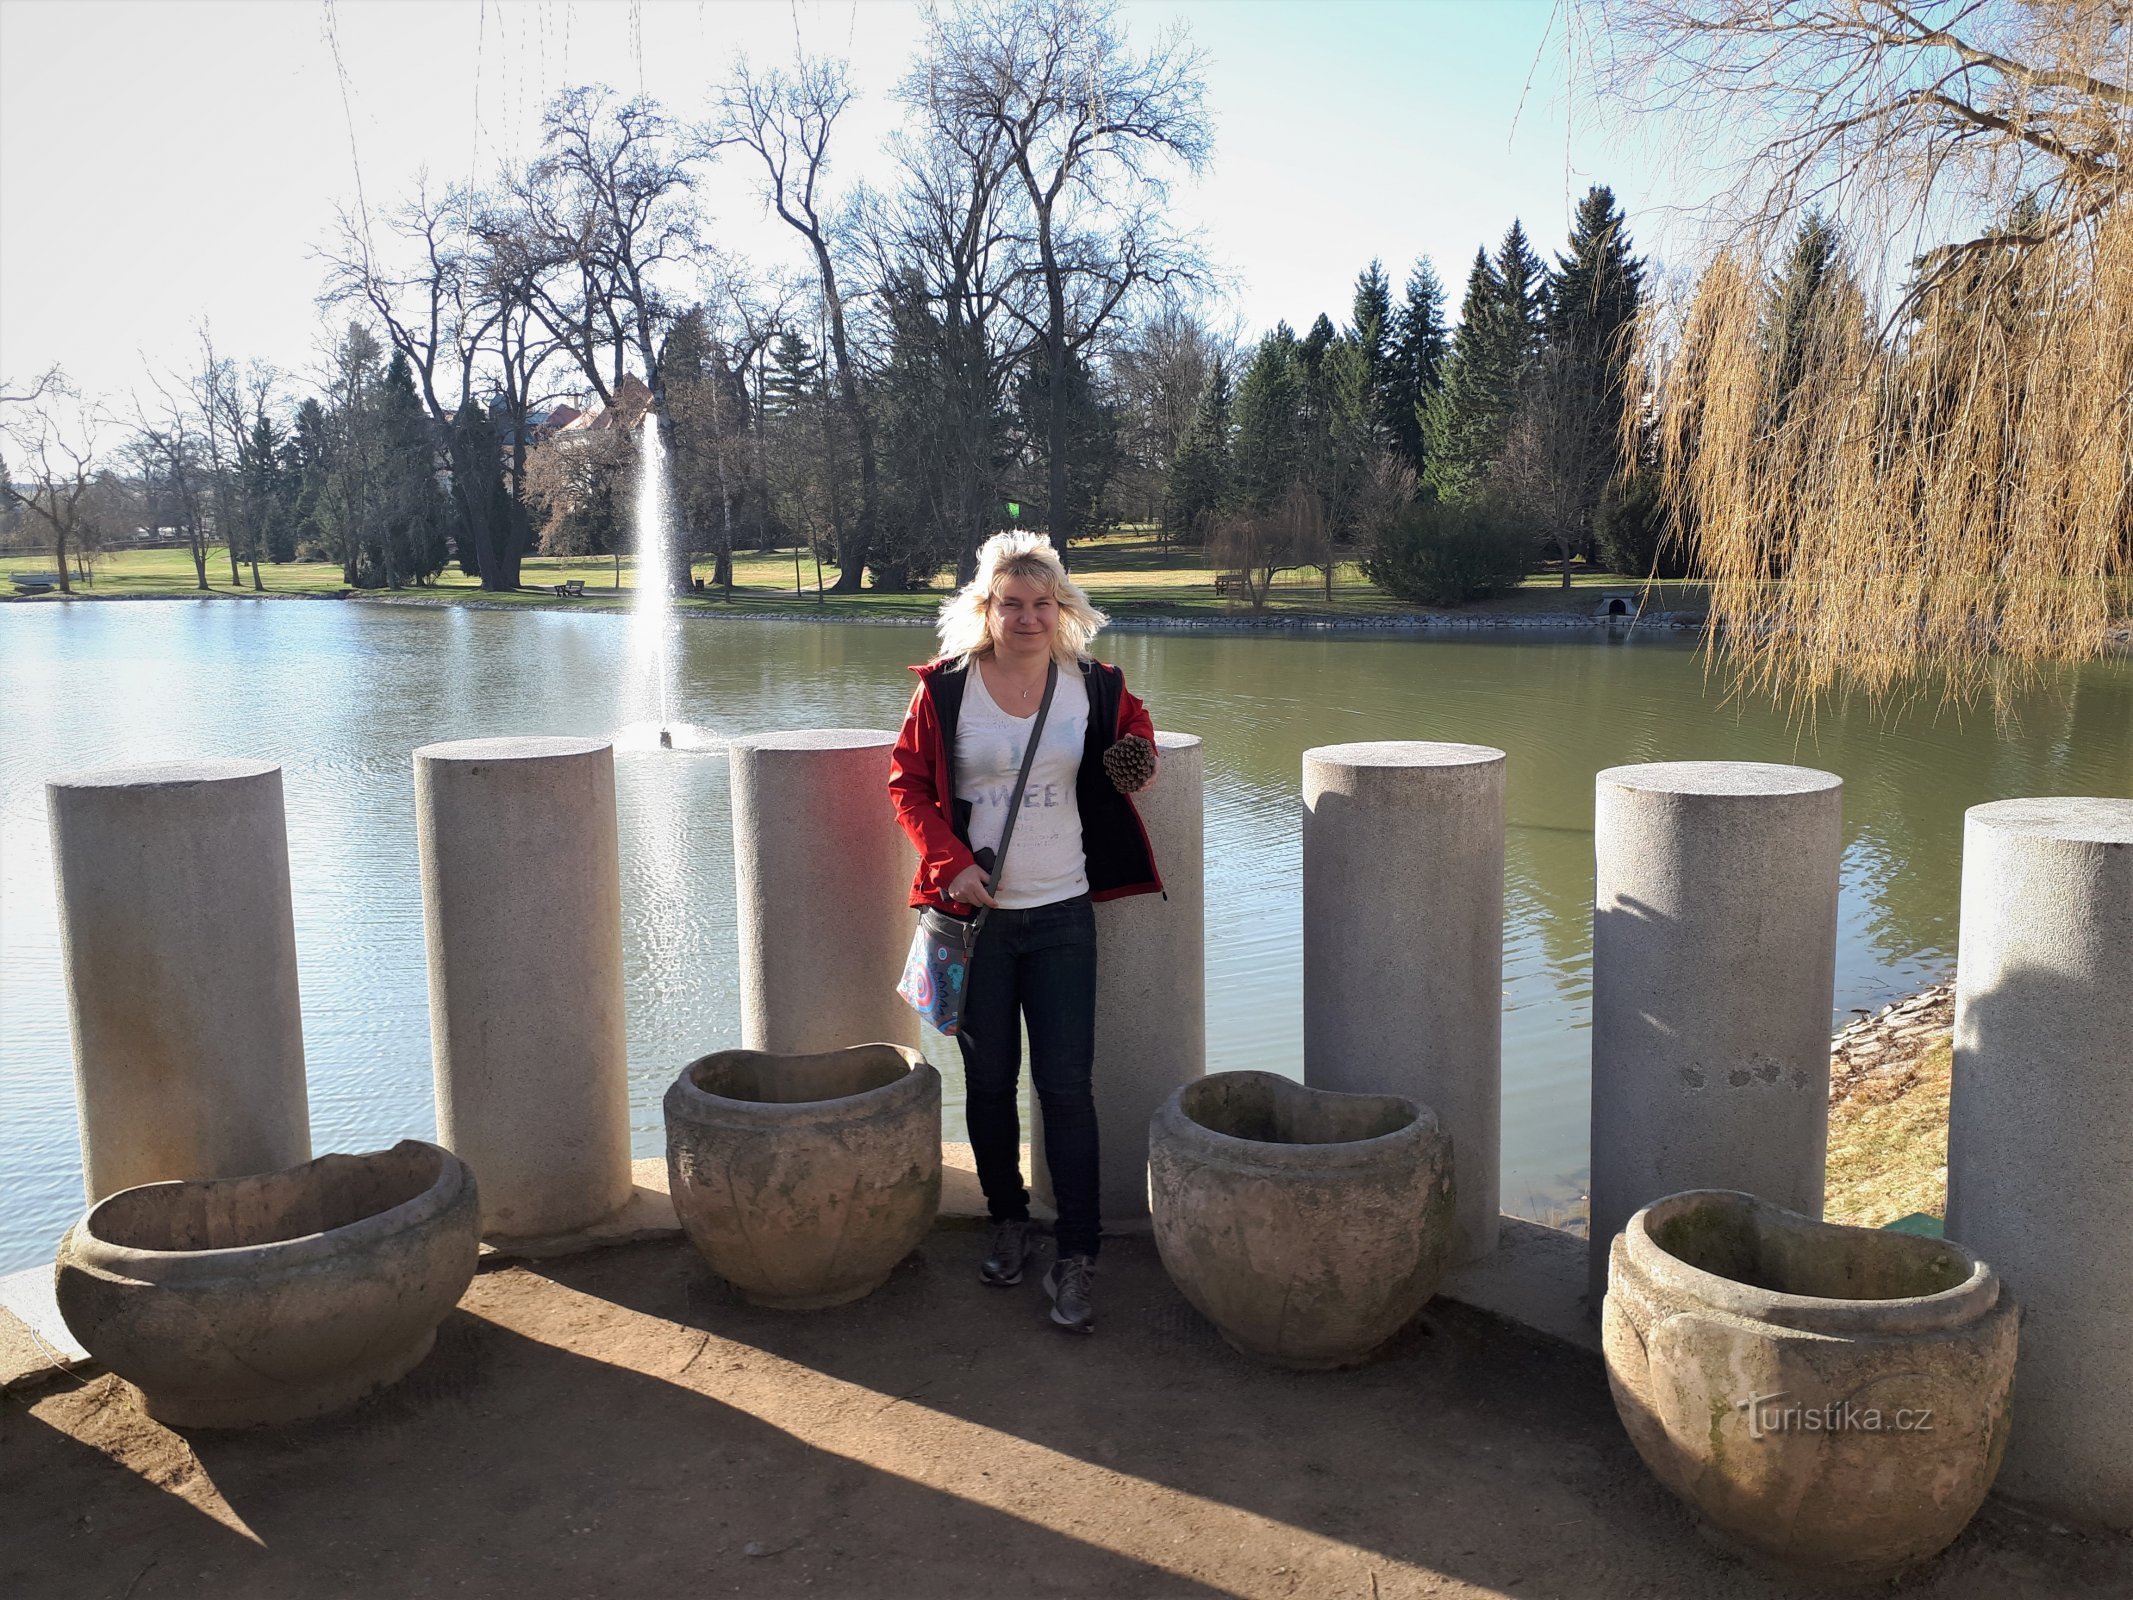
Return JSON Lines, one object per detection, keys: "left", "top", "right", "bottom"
{"left": 947, "top": 862, "right": 999, "bottom": 909}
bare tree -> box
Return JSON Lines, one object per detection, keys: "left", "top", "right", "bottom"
{"left": 508, "top": 87, "right": 704, "bottom": 586}
{"left": 668, "top": 276, "right": 793, "bottom": 593}
{"left": 919, "top": 0, "right": 1212, "bottom": 551}
{"left": 1107, "top": 304, "right": 1222, "bottom": 531}
{"left": 1602, "top": 0, "right": 2130, "bottom": 298}
{"left": 190, "top": 327, "right": 265, "bottom": 589}
{"left": 871, "top": 57, "right": 1047, "bottom": 577}
{"left": 1354, "top": 450, "right": 1421, "bottom": 550}
{"left": 1, "top": 373, "right": 114, "bottom": 595}
{"left": 1, "top": 365, "right": 60, "bottom": 407}
{"left": 128, "top": 378, "right": 213, "bottom": 590}
{"left": 1492, "top": 343, "right": 1591, "bottom": 586}
{"left": 1210, "top": 483, "right": 1329, "bottom": 610}
{"left": 323, "top": 181, "right": 563, "bottom": 590}
{"left": 0, "top": 375, "right": 121, "bottom": 597}
{"left": 714, "top": 57, "right": 884, "bottom": 591}
{"left": 530, "top": 88, "right": 700, "bottom": 409}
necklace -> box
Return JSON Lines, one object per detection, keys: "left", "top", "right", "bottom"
{"left": 991, "top": 658, "right": 1044, "bottom": 703}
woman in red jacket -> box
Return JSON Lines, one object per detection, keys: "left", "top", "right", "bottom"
{"left": 888, "top": 531, "right": 1162, "bottom": 1335}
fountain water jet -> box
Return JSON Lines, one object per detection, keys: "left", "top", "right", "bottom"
{"left": 631, "top": 419, "right": 677, "bottom": 745}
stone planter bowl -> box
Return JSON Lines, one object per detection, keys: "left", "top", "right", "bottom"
{"left": 54, "top": 1140, "right": 479, "bottom": 1428}
{"left": 1604, "top": 1189, "right": 2018, "bottom": 1580}
{"left": 664, "top": 1044, "right": 941, "bottom": 1310}
{"left": 1149, "top": 1070, "right": 1455, "bottom": 1369}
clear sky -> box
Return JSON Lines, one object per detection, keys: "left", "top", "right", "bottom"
{"left": 0, "top": 0, "right": 1708, "bottom": 405}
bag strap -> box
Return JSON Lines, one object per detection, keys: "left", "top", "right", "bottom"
{"left": 971, "top": 659, "right": 1058, "bottom": 929}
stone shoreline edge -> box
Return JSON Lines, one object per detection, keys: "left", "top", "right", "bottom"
{"left": 7, "top": 587, "right": 1712, "bottom": 634}
{"left": 18, "top": 589, "right": 2132, "bottom": 648}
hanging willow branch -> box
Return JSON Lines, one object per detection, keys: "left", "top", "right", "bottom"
{"left": 1599, "top": 0, "right": 2133, "bottom": 698}
{"left": 1654, "top": 212, "right": 2130, "bottom": 700}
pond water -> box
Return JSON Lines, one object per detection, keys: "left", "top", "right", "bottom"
{"left": 2, "top": 600, "right": 2127, "bottom": 1272}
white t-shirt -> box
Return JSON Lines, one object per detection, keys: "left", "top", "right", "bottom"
{"left": 954, "top": 662, "right": 1091, "bottom": 909}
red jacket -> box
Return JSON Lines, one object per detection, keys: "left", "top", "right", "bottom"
{"left": 888, "top": 656, "right": 1162, "bottom": 912}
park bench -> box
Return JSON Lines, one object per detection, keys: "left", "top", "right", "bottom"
{"left": 1213, "top": 573, "right": 1248, "bottom": 597}
{"left": 10, "top": 572, "right": 62, "bottom": 595}
{"left": 544, "top": 578, "right": 588, "bottom": 598}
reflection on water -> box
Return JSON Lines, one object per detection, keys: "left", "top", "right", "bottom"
{"left": 1, "top": 602, "right": 2126, "bottom": 1269}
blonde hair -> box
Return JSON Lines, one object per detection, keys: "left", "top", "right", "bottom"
{"left": 935, "top": 531, "right": 1107, "bottom": 667}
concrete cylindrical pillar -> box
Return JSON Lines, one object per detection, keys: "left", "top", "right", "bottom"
{"left": 416, "top": 736, "right": 632, "bottom": 1239}
{"left": 1588, "top": 761, "right": 1842, "bottom": 1304}
{"left": 1302, "top": 742, "right": 1505, "bottom": 1263}
{"left": 1034, "top": 731, "right": 1206, "bottom": 1221}
{"left": 1946, "top": 797, "right": 2133, "bottom": 1531}
{"left": 728, "top": 730, "right": 918, "bottom": 1057}
{"left": 48, "top": 759, "right": 312, "bottom": 1201}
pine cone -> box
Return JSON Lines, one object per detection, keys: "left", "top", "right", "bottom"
{"left": 1102, "top": 733, "right": 1158, "bottom": 795}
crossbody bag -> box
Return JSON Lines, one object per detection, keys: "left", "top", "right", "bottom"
{"left": 895, "top": 660, "right": 1059, "bottom": 1037}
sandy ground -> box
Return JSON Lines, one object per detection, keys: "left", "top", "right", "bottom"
{"left": 5, "top": 1231, "right": 2126, "bottom": 1600}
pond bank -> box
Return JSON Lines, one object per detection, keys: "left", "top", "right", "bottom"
{"left": 6, "top": 585, "right": 1713, "bottom": 633}
{"left": 1825, "top": 979, "right": 1957, "bottom": 1229}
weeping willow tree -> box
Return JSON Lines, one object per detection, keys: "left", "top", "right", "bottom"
{"left": 1601, "top": 0, "right": 2132, "bottom": 699}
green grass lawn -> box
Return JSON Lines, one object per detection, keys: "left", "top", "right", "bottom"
{"left": 10, "top": 533, "right": 1711, "bottom": 621}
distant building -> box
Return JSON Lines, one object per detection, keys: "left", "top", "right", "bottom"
{"left": 553, "top": 375, "right": 654, "bottom": 439}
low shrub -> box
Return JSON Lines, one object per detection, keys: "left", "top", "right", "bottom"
{"left": 1362, "top": 497, "right": 1530, "bottom": 606}
{"left": 1593, "top": 468, "right": 1692, "bottom": 580}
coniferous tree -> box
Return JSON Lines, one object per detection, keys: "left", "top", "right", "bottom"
{"left": 1307, "top": 335, "right": 1374, "bottom": 583}
{"left": 1762, "top": 211, "right": 1843, "bottom": 425}
{"left": 1014, "top": 351, "right": 1121, "bottom": 547}
{"left": 375, "top": 351, "right": 449, "bottom": 584}
{"left": 1422, "top": 224, "right": 1547, "bottom": 505}
{"left": 239, "top": 411, "right": 294, "bottom": 563}
{"left": 871, "top": 285, "right": 960, "bottom": 589}
{"left": 1543, "top": 185, "right": 1647, "bottom": 568}
{"left": 1383, "top": 259, "right": 1448, "bottom": 476}
{"left": 1163, "top": 356, "right": 1231, "bottom": 540}
{"left": 660, "top": 308, "right": 718, "bottom": 570}
{"left": 1740, "top": 211, "right": 1852, "bottom": 579}
{"left": 317, "top": 342, "right": 449, "bottom": 589}
{"left": 286, "top": 398, "right": 332, "bottom": 561}
{"left": 1293, "top": 313, "right": 1346, "bottom": 524}
{"left": 1494, "top": 220, "right": 1547, "bottom": 367}
{"left": 1297, "top": 313, "right": 1337, "bottom": 377}
{"left": 316, "top": 324, "right": 384, "bottom": 584}
{"left": 1421, "top": 250, "right": 1509, "bottom": 505}
{"left": 763, "top": 332, "right": 825, "bottom": 418}
{"left": 1229, "top": 324, "right": 1302, "bottom": 515}
{"left": 1349, "top": 261, "right": 1395, "bottom": 445}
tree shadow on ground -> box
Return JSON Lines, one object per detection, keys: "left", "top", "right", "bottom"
{"left": 3, "top": 1300, "right": 1227, "bottom": 1600}
{"left": 540, "top": 1234, "right": 2132, "bottom": 1599}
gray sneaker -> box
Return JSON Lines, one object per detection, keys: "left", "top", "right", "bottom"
{"left": 1044, "top": 1253, "right": 1097, "bottom": 1334}
{"left": 981, "top": 1218, "right": 1031, "bottom": 1286}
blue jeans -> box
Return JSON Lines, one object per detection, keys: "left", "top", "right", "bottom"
{"left": 957, "top": 894, "right": 1101, "bottom": 1259}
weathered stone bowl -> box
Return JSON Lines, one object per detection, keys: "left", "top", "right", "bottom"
{"left": 664, "top": 1044, "right": 941, "bottom": 1310}
{"left": 1604, "top": 1189, "right": 2018, "bottom": 1580}
{"left": 1149, "top": 1070, "right": 1455, "bottom": 1369}
{"left": 54, "top": 1140, "right": 480, "bottom": 1428}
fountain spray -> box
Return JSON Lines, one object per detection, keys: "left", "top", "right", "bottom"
{"left": 632, "top": 415, "right": 676, "bottom": 748}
